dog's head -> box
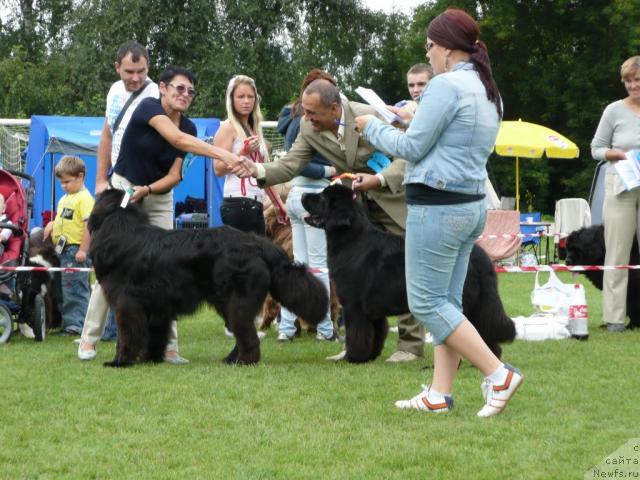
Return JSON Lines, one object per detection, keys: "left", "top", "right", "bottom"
{"left": 302, "top": 184, "right": 363, "bottom": 232}
{"left": 88, "top": 189, "right": 146, "bottom": 234}
{"left": 565, "top": 225, "right": 604, "bottom": 266}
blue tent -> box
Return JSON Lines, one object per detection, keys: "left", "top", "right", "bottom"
{"left": 24, "top": 115, "right": 224, "bottom": 227}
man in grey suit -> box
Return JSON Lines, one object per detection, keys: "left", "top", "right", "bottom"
{"left": 242, "top": 79, "right": 424, "bottom": 363}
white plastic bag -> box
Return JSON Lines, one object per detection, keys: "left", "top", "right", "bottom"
{"left": 531, "top": 270, "right": 575, "bottom": 316}
{"left": 513, "top": 313, "right": 571, "bottom": 341}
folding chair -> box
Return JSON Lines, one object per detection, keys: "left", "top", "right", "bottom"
{"left": 554, "top": 198, "right": 591, "bottom": 261}
{"left": 519, "top": 212, "right": 542, "bottom": 264}
{"left": 476, "top": 210, "right": 521, "bottom": 263}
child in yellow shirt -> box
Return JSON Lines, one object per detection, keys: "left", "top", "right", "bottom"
{"left": 44, "top": 155, "right": 94, "bottom": 335}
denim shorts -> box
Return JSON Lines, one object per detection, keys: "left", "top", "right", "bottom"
{"left": 405, "top": 199, "right": 487, "bottom": 345}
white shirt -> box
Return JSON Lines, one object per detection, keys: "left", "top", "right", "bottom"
{"left": 105, "top": 80, "right": 159, "bottom": 165}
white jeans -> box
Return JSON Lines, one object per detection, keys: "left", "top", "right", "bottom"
{"left": 80, "top": 173, "right": 179, "bottom": 351}
{"left": 279, "top": 186, "right": 333, "bottom": 338}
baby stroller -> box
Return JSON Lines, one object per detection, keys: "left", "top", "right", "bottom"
{"left": 0, "top": 168, "right": 56, "bottom": 343}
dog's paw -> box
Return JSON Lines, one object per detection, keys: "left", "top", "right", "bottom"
{"left": 103, "top": 360, "right": 133, "bottom": 368}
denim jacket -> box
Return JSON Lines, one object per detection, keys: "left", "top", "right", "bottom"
{"left": 364, "top": 61, "right": 500, "bottom": 195}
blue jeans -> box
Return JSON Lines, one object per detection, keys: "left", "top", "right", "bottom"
{"left": 58, "top": 245, "right": 91, "bottom": 333}
{"left": 279, "top": 186, "right": 334, "bottom": 338}
{"left": 405, "top": 200, "right": 486, "bottom": 345}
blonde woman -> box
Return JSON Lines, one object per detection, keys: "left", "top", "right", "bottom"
{"left": 214, "top": 75, "right": 270, "bottom": 234}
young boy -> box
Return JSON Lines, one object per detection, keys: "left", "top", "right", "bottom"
{"left": 44, "top": 155, "right": 94, "bottom": 335}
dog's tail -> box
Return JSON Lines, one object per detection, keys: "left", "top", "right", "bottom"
{"left": 261, "top": 241, "right": 328, "bottom": 326}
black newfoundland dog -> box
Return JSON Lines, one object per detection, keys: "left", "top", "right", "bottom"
{"left": 301, "top": 184, "right": 515, "bottom": 363}
{"left": 88, "top": 189, "right": 328, "bottom": 367}
{"left": 565, "top": 224, "right": 640, "bottom": 328}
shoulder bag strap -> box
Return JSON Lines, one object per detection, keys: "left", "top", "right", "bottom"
{"left": 112, "top": 80, "right": 151, "bottom": 134}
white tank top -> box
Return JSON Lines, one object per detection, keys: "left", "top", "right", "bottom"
{"left": 222, "top": 136, "right": 266, "bottom": 202}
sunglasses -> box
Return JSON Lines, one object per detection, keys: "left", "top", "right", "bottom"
{"left": 425, "top": 41, "right": 435, "bottom": 52}
{"left": 168, "top": 83, "right": 197, "bottom": 98}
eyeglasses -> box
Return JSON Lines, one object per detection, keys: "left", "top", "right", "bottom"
{"left": 425, "top": 41, "right": 435, "bottom": 52}
{"left": 168, "top": 83, "right": 197, "bottom": 98}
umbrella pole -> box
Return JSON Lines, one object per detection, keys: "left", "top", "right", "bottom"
{"left": 515, "top": 156, "right": 520, "bottom": 211}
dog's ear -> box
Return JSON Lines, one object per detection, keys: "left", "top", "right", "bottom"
{"left": 325, "top": 210, "right": 353, "bottom": 231}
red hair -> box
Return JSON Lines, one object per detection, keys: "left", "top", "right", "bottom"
{"left": 428, "top": 8, "right": 502, "bottom": 117}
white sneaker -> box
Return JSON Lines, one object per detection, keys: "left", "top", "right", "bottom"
{"left": 224, "top": 327, "right": 234, "bottom": 339}
{"left": 257, "top": 331, "right": 266, "bottom": 340}
{"left": 325, "top": 349, "right": 347, "bottom": 361}
{"left": 395, "top": 385, "right": 453, "bottom": 413}
{"left": 424, "top": 332, "right": 433, "bottom": 343}
{"left": 389, "top": 326, "right": 399, "bottom": 334}
{"left": 277, "top": 332, "right": 293, "bottom": 342}
{"left": 477, "top": 364, "right": 524, "bottom": 417}
{"left": 18, "top": 323, "right": 35, "bottom": 339}
{"left": 77, "top": 342, "right": 97, "bottom": 361}
{"left": 385, "top": 351, "right": 420, "bottom": 363}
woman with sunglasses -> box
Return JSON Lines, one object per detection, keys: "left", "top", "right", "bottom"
{"left": 109, "top": 65, "right": 244, "bottom": 364}
{"left": 355, "top": 8, "right": 523, "bottom": 417}
{"left": 213, "top": 75, "right": 271, "bottom": 235}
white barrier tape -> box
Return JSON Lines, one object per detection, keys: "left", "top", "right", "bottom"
{"left": 0, "top": 266, "right": 93, "bottom": 272}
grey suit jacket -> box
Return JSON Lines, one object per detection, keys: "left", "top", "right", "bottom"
{"left": 259, "top": 100, "right": 407, "bottom": 229}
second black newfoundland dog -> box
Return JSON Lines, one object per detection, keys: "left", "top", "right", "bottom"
{"left": 88, "top": 189, "right": 328, "bottom": 367}
{"left": 565, "top": 224, "right": 640, "bottom": 328}
{"left": 302, "top": 184, "right": 515, "bottom": 363}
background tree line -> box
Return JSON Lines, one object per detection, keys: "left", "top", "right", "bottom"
{"left": 1, "top": 0, "right": 639, "bottom": 213}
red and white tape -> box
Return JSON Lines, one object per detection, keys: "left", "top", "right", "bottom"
{"left": 494, "top": 264, "right": 640, "bottom": 273}
{"left": 477, "top": 232, "right": 568, "bottom": 239}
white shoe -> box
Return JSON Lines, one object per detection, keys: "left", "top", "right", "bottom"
{"left": 224, "top": 327, "right": 234, "bottom": 339}
{"left": 325, "top": 349, "right": 347, "bottom": 361}
{"left": 257, "top": 331, "right": 266, "bottom": 340}
{"left": 164, "top": 352, "right": 189, "bottom": 365}
{"left": 19, "top": 323, "right": 35, "bottom": 339}
{"left": 477, "top": 364, "right": 524, "bottom": 417}
{"left": 424, "top": 332, "right": 433, "bottom": 343}
{"left": 385, "top": 351, "right": 420, "bottom": 363}
{"left": 77, "top": 342, "right": 97, "bottom": 361}
{"left": 389, "top": 326, "right": 399, "bottom": 334}
{"left": 394, "top": 385, "right": 453, "bottom": 413}
{"left": 277, "top": 332, "right": 293, "bottom": 342}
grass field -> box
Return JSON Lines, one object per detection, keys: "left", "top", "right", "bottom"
{"left": 1, "top": 271, "right": 638, "bottom": 479}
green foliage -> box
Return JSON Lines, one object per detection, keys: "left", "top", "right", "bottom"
{"left": 2, "top": 0, "right": 640, "bottom": 212}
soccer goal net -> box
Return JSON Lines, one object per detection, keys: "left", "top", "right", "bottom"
{"left": 0, "top": 120, "right": 30, "bottom": 172}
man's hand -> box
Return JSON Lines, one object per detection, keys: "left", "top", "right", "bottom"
{"left": 233, "top": 157, "right": 258, "bottom": 178}
{"left": 95, "top": 178, "right": 109, "bottom": 195}
{"left": 355, "top": 114, "right": 376, "bottom": 133}
{"left": 352, "top": 173, "right": 381, "bottom": 192}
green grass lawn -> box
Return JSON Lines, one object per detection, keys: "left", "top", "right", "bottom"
{"left": 1, "top": 272, "right": 638, "bottom": 479}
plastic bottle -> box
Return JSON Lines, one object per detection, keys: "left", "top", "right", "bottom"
{"left": 568, "top": 284, "right": 589, "bottom": 340}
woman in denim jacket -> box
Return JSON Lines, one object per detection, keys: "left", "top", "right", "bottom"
{"left": 355, "top": 8, "right": 523, "bottom": 418}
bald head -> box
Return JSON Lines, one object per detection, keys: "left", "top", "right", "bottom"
{"left": 303, "top": 79, "right": 341, "bottom": 108}
{"left": 301, "top": 79, "right": 342, "bottom": 133}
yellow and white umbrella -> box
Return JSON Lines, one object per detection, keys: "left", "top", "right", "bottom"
{"left": 494, "top": 119, "right": 579, "bottom": 210}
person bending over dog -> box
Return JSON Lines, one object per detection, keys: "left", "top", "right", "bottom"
{"left": 239, "top": 79, "right": 425, "bottom": 364}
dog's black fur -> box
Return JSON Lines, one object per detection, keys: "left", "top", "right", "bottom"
{"left": 88, "top": 189, "right": 328, "bottom": 367}
{"left": 302, "top": 184, "right": 515, "bottom": 363}
{"left": 565, "top": 224, "right": 640, "bottom": 328}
